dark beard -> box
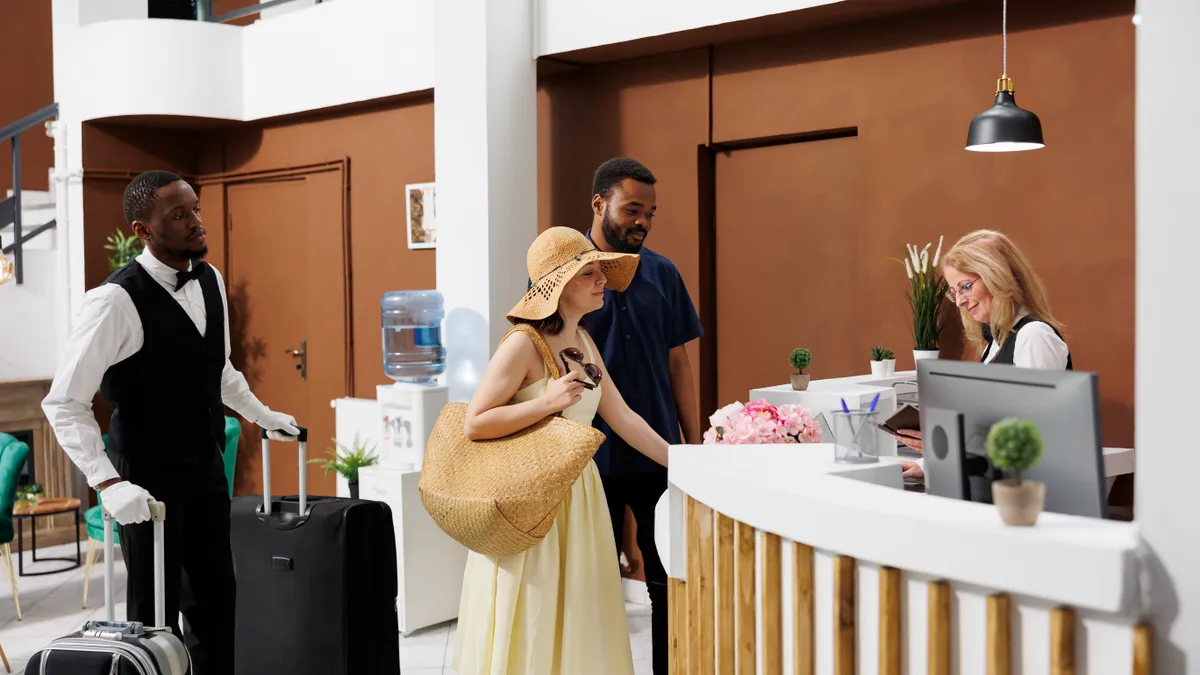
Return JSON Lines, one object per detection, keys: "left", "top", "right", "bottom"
{"left": 600, "top": 212, "right": 645, "bottom": 254}
{"left": 166, "top": 244, "right": 208, "bottom": 262}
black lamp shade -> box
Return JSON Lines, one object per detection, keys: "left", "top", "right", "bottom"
{"left": 965, "top": 90, "right": 1044, "bottom": 152}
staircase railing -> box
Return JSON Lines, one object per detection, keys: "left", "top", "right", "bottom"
{"left": 1, "top": 103, "right": 59, "bottom": 285}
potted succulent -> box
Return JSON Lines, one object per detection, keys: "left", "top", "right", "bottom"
{"left": 870, "top": 346, "right": 896, "bottom": 377}
{"left": 307, "top": 434, "right": 380, "bottom": 499}
{"left": 985, "top": 418, "right": 1045, "bottom": 526}
{"left": 17, "top": 483, "right": 44, "bottom": 507}
{"left": 891, "top": 237, "right": 951, "bottom": 364}
{"left": 789, "top": 348, "right": 812, "bottom": 391}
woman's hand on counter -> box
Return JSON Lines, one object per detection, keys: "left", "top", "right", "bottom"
{"left": 896, "top": 429, "right": 923, "bottom": 452}
{"left": 900, "top": 460, "right": 924, "bottom": 479}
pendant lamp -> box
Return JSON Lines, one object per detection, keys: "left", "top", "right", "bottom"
{"left": 965, "top": 0, "right": 1044, "bottom": 152}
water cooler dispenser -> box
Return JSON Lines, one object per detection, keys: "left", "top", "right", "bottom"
{"left": 334, "top": 290, "right": 465, "bottom": 634}
{"left": 377, "top": 290, "right": 449, "bottom": 469}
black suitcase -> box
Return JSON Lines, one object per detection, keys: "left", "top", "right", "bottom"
{"left": 26, "top": 500, "right": 193, "bottom": 674}
{"left": 230, "top": 427, "right": 401, "bottom": 675}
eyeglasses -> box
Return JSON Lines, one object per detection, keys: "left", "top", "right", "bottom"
{"left": 560, "top": 348, "right": 603, "bottom": 390}
{"left": 946, "top": 278, "right": 980, "bottom": 302}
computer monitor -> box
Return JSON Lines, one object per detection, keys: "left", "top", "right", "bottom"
{"left": 916, "top": 360, "right": 1107, "bottom": 519}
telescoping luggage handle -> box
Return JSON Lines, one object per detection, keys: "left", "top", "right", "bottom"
{"left": 101, "top": 499, "right": 167, "bottom": 628}
{"left": 260, "top": 426, "right": 309, "bottom": 516}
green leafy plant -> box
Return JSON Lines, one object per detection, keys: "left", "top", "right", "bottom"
{"left": 17, "top": 482, "right": 44, "bottom": 506}
{"left": 307, "top": 434, "right": 380, "bottom": 484}
{"left": 105, "top": 227, "right": 144, "bottom": 271}
{"left": 985, "top": 418, "right": 1044, "bottom": 485}
{"left": 891, "top": 237, "right": 951, "bottom": 350}
{"left": 789, "top": 348, "right": 812, "bottom": 374}
{"left": 871, "top": 346, "right": 895, "bottom": 361}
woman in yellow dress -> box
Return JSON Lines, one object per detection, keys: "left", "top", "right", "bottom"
{"left": 453, "top": 227, "right": 671, "bottom": 675}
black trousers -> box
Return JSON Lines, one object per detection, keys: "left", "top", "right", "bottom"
{"left": 113, "top": 452, "right": 235, "bottom": 675}
{"left": 602, "top": 469, "right": 668, "bottom": 675}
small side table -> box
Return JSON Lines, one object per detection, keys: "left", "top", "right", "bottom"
{"left": 13, "top": 497, "right": 82, "bottom": 577}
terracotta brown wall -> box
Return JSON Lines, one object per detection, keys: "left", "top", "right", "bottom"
{"left": 80, "top": 98, "right": 436, "bottom": 492}
{"left": 196, "top": 96, "right": 437, "bottom": 398}
{"left": 537, "top": 49, "right": 711, "bottom": 416}
{"left": 0, "top": 1, "right": 54, "bottom": 192}
{"left": 538, "top": 0, "right": 1135, "bottom": 446}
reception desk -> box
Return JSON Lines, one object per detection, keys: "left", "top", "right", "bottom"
{"left": 656, "top": 373, "right": 1148, "bottom": 674}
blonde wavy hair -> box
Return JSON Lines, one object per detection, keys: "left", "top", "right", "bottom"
{"left": 941, "top": 230, "right": 1065, "bottom": 355}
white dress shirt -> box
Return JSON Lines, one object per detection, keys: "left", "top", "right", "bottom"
{"left": 42, "top": 250, "right": 271, "bottom": 488}
{"left": 982, "top": 313, "right": 1070, "bottom": 369}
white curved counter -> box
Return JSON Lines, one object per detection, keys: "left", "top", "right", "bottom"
{"left": 655, "top": 444, "right": 1149, "bottom": 673}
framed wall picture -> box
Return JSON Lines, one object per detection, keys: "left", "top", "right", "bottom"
{"left": 405, "top": 182, "right": 437, "bottom": 249}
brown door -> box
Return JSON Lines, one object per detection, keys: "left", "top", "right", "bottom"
{"left": 225, "top": 171, "right": 348, "bottom": 497}
{"left": 714, "top": 137, "right": 865, "bottom": 408}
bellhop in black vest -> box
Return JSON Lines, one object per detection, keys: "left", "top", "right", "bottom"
{"left": 102, "top": 260, "right": 227, "bottom": 469}
{"left": 982, "top": 316, "right": 1074, "bottom": 370}
{"left": 103, "top": 260, "right": 239, "bottom": 673}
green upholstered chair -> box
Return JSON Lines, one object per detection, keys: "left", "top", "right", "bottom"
{"left": 1, "top": 432, "right": 31, "bottom": 623}
{"left": 81, "top": 416, "right": 242, "bottom": 608}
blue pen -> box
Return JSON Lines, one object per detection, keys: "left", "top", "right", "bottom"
{"left": 868, "top": 392, "right": 881, "bottom": 414}
{"left": 840, "top": 398, "right": 850, "bottom": 413}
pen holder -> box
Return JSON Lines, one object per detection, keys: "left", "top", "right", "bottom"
{"left": 831, "top": 410, "right": 882, "bottom": 464}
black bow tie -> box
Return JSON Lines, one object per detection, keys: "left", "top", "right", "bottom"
{"left": 981, "top": 324, "right": 993, "bottom": 342}
{"left": 175, "top": 262, "right": 208, "bottom": 292}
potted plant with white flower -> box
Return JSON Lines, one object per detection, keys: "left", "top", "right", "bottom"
{"left": 891, "top": 237, "right": 951, "bottom": 364}
{"left": 986, "top": 418, "right": 1046, "bottom": 526}
{"left": 870, "top": 346, "right": 896, "bottom": 377}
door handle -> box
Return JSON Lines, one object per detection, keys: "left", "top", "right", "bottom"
{"left": 284, "top": 340, "right": 307, "bottom": 381}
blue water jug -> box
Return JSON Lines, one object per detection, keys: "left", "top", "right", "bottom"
{"left": 381, "top": 290, "right": 446, "bottom": 383}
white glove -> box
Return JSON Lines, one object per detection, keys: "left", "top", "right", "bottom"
{"left": 100, "top": 481, "right": 154, "bottom": 526}
{"left": 257, "top": 410, "right": 300, "bottom": 441}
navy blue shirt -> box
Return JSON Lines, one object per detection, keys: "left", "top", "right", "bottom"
{"left": 584, "top": 236, "right": 703, "bottom": 476}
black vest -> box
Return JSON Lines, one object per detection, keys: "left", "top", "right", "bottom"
{"left": 982, "top": 316, "right": 1073, "bottom": 370}
{"left": 100, "top": 260, "right": 227, "bottom": 467}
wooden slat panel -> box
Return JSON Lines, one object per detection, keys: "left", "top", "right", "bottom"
{"left": 834, "top": 555, "right": 856, "bottom": 675}
{"left": 688, "top": 498, "right": 716, "bottom": 675}
{"left": 879, "top": 567, "right": 902, "bottom": 675}
{"left": 736, "top": 520, "right": 756, "bottom": 675}
{"left": 793, "top": 543, "right": 814, "bottom": 675}
{"left": 1051, "top": 607, "right": 1075, "bottom": 675}
{"left": 761, "top": 532, "right": 782, "bottom": 675}
{"left": 987, "top": 594, "right": 1011, "bottom": 675}
{"left": 717, "top": 513, "right": 736, "bottom": 675}
{"left": 669, "top": 578, "right": 689, "bottom": 675}
{"left": 928, "top": 581, "right": 951, "bottom": 675}
{"left": 1133, "top": 623, "right": 1153, "bottom": 675}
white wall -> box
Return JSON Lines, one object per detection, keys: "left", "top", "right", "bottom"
{"left": 1135, "top": 1, "right": 1200, "bottom": 672}
{"left": 535, "top": 0, "right": 843, "bottom": 56}
{"left": 241, "top": 0, "right": 434, "bottom": 120}
{"left": 59, "top": 0, "right": 433, "bottom": 125}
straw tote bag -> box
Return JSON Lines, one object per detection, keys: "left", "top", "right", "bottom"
{"left": 419, "top": 324, "right": 606, "bottom": 557}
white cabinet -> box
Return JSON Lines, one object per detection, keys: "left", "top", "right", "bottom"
{"left": 358, "top": 465, "right": 468, "bottom": 634}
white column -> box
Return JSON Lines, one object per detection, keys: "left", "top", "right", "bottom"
{"left": 434, "top": 0, "right": 538, "bottom": 402}
{"left": 1135, "top": 1, "right": 1200, "bottom": 671}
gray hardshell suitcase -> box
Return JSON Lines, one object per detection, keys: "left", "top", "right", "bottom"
{"left": 25, "top": 500, "right": 192, "bottom": 674}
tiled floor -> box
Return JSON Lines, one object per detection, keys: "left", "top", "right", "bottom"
{"left": 1, "top": 541, "right": 653, "bottom": 674}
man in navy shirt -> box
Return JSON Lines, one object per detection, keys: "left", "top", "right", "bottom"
{"left": 585, "top": 158, "right": 703, "bottom": 674}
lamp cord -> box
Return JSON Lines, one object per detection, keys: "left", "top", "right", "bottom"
{"left": 1002, "top": 0, "right": 1008, "bottom": 76}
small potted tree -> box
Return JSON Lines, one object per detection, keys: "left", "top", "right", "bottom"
{"left": 307, "top": 434, "right": 380, "bottom": 499}
{"left": 870, "top": 346, "right": 896, "bottom": 377}
{"left": 789, "top": 348, "right": 812, "bottom": 391}
{"left": 985, "top": 418, "right": 1046, "bottom": 526}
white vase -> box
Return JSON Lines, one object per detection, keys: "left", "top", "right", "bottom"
{"left": 870, "top": 360, "right": 896, "bottom": 378}
{"left": 913, "top": 349, "right": 940, "bottom": 364}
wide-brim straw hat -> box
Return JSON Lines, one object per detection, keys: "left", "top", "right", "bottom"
{"left": 507, "top": 226, "right": 639, "bottom": 323}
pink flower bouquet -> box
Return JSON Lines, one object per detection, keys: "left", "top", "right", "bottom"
{"left": 702, "top": 399, "right": 823, "bottom": 445}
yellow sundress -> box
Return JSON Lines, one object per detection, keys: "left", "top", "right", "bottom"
{"left": 452, "top": 331, "right": 634, "bottom": 675}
